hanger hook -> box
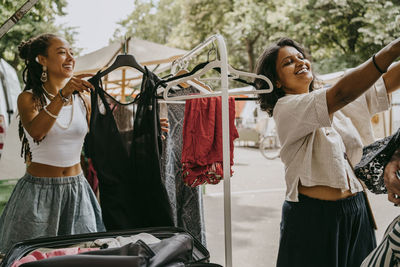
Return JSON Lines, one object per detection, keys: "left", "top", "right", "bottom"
{"left": 178, "top": 59, "right": 189, "bottom": 71}
{"left": 183, "top": 59, "right": 189, "bottom": 70}
{"left": 207, "top": 42, "right": 217, "bottom": 62}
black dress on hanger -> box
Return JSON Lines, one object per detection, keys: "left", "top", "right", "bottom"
{"left": 86, "top": 67, "right": 173, "bottom": 230}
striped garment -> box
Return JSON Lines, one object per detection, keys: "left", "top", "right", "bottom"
{"left": 361, "top": 215, "right": 400, "bottom": 266}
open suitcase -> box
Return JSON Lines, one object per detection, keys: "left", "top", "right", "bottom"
{"left": 0, "top": 227, "right": 222, "bottom": 267}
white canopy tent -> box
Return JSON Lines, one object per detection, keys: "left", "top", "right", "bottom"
{"left": 74, "top": 37, "right": 187, "bottom": 101}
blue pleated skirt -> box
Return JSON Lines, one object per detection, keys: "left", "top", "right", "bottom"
{"left": 0, "top": 172, "right": 106, "bottom": 255}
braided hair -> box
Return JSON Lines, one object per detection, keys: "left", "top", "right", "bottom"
{"left": 18, "top": 33, "right": 58, "bottom": 162}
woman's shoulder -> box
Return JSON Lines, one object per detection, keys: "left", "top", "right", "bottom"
{"left": 277, "top": 89, "right": 326, "bottom": 106}
{"left": 17, "top": 90, "right": 36, "bottom": 108}
{"left": 18, "top": 90, "right": 34, "bottom": 100}
{"left": 274, "top": 89, "right": 328, "bottom": 121}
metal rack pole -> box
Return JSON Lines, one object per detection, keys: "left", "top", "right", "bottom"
{"left": 215, "top": 34, "right": 233, "bottom": 267}
{"left": 171, "top": 34, "right": 233, "bottom": 267}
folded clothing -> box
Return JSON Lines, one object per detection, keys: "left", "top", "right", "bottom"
{"left": 11, "top": 247, "right": 99, "bottom": 267}
{"left": 16, "top": 234, "right": 193, "bottom": 267}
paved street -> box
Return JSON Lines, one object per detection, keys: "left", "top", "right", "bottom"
{"left": 203, "top": 146, "right": 400, "bottom": 267}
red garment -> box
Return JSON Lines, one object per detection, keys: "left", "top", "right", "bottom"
{"left": 182, "top": 97, "right": 239, "bottom": 187}
{"left": 11, "top": 247, "right": 99, "bottom": 267}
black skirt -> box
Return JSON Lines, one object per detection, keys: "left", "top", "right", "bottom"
{"left": 277, "top": 192, "right": 376, "bottom": 267}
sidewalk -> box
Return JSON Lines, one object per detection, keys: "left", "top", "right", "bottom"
{"left": 203, "top": 146, "right": 400, "bottom": 267}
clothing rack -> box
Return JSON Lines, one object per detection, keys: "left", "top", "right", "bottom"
{"left": 164, "top": 34, "right": 272, "bottom": 267}
{"left": 156, "top": 95, "right": 258, "bottom": 101}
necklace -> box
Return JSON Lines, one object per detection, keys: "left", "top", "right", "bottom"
{"left": 42, "top": 85, "right": 74, "bottom": 129}
{"left": 55, "top": 94, "right": 74, "bottom": 130}
{"left": 41, "top": 85, "right": 56, "bottom": 99}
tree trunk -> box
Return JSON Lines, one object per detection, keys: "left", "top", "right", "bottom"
{"left": 245, "top": 33, "right": 261, "bottom": 72}
{"left": 246, "top": 39, "right": 255, "bottom": 72}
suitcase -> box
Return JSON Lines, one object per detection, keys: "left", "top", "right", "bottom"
{"left": 0, "top": 227, "right": 221, "bottom": 267}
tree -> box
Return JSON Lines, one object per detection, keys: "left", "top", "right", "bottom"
{"left": 282, "top": 0, "right": 400, "bottom": 73}
{"left": 114, "top": 0, "right": 400, "bottom": 74}
{"left": 113, "top": 0, "right": 183, "bottom": 45}
{"left": 168, "top": 0, "right": 282, "bottom": 72}
{"left": 222, "top": 0, "right": 277, "bottom": 72}
{"left": 0, "top": 0, "right": 78, "bottom": 72}
{"left": 114, "top": 0, "right": 285, "bottom": 72}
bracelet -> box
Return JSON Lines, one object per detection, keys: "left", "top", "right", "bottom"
{"left": 372, "top": 54, "right": 387, "bottom": 74}
{"left": 59, "top": 89, "right": 70, "bottom": 103}
{"left": 43, "top": 106, "right": 58, "bottom": 119}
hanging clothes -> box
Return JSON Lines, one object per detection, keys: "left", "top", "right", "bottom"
{"left": 87, "top": 68, "right": 173, "bottom": 230}
{"left": 161, "top": 86, "right": 206, "bottom": 246}
{"left": 181, "top": 96, "right": 239, "bottom": 187}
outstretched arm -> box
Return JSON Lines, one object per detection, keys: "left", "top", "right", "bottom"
{"left": 383, "top": 61, "right": 400, "bottom": 94}
{"left": 326, "top": 38, "right": 400, "bottom": 115}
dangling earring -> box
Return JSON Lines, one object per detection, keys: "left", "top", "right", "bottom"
{"left": 41, "top": 66, "right": 47, "bottom": 83}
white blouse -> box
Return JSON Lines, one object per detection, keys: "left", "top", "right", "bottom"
{"left": 273, "top": 77, "right": 390, "bottom": 202}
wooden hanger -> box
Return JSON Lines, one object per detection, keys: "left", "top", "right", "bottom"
{"left": 174, "top": 69, "right": 212, "bottom": 92}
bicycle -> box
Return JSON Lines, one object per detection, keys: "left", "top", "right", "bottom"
{"left": 259, "top": 119, "right": 281, "bottom": 160}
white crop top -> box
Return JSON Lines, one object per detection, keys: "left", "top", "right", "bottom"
{"left": 23, "top": 91, "right": 88, "bottom": 167}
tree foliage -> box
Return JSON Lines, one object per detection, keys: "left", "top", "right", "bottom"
{"left": 0, "top": 0, "right": 78, "bottom": 72}
{"left": 283, "top": 0, "right": 400, "bottom": 73}
{"left": 114, "top": 0, "right": 400, "bottom": 74}
{"left": 113, "top": 0, "right": 183, "bottom": 45}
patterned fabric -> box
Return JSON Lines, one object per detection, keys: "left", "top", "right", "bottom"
{"left": 354, "top": 127, "right": 400, "bottom": 194}
{"left": 161, "top": 87, "right": 206, "bottom": 246}
{"left": 361, "top": 215, "right": 400, "bottom": 266}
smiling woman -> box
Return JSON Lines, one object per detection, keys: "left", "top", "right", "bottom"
{"left": 0, "top": 33, "right": 105, "bottom": 256}
{"left": 254, "top": 37, "right": 400, "bottom": 267}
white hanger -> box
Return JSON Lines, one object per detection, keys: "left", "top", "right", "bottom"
{"left": 187, "top": 80, "right": 210, "bottom": 94}
{"left": 157, "top": 60, "right": 273, "bottom": 100}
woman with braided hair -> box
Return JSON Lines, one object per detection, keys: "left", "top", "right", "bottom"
{"left": 0, "top": 33, "right": 106, "bottom": 255}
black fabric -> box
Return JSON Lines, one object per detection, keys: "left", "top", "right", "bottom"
{"left": 87, "top": 68, "right": 173, "bottom": 230}
{"left": 148, "top": 233, "right": 193, "bottom": 267}
{"left": 158, "top": 61, "right": 258, "bottom": 89}
{"left": 185, "top": 264, "right": 223, "bottom": 267}
{"left": 20, "top": 255, "right": 149, "bottom": 267}
{"left": 354, "top": 127, "right": 400, "bottom": 194}
{"left": 158, "top": 62, "right": 210, "bottom": 85}
{"left": 277, "top": 193, "right": 376, "bottom": 267}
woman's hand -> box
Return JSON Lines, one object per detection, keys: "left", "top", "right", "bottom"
{"left": 384, "top": 149, "right": 400, "bottom": 205}
{"left": 61, "top": 74, "right": 95, "bottom": 97}
{"left": 160, "top": 118, "right": 169, "bottom": 140}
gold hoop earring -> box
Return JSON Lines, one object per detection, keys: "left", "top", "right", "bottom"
{"left": 41, "top": 66, "right": 47, "bottom": 83}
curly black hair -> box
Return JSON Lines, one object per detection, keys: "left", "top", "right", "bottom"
{"left": 254, "top": 37, "right": 315, "bottom": 117}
